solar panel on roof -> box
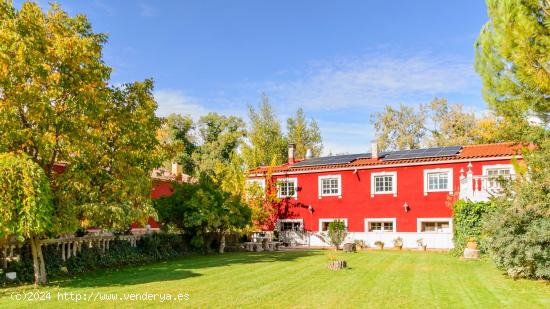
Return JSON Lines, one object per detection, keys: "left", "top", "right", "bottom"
{"left": 292, "top": 153, "right": 370, "bottom": 168}
{"left": 383, "top": 146, "right": 462, "bottom": 161}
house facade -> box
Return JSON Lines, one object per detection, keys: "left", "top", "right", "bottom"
{"left": 247, "top": 143, "right": 522, "bottom": 249}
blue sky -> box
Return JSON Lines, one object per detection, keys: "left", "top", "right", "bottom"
{"left": 24, "top": 1, "right": 489, "bottom": 154}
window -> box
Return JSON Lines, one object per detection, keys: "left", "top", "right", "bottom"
{"left": 375, "top": 176, "right": 393, "bottom": 192}
{"left": 368, "top": 221, "right": 393, "bottom": 232}
{"left": 277, "top": 178, "right": 297, "bottom": 198}
{"left": 420, "top": 221, "right": 450, "bottom": 232}
{"left": 370, "top": 172, "right": 397, "bottom": 197}
{"left": 319, "top": 219, "right": 348, "bottom": 232}
{"left": 365, "top": 218, "right": 396, "bottom": 232}
{"left": 486, "top": 168, "right": 511, "bottom": 188}
{"left": 483, "top": 164, "right": 514, "bottom": 189}
{"left": 318, "top": 175, "right": 341, "bottom": 197}
{"left": 280, "top": 221, "right": 302, "bottom": 231}
{"left": 417, "top": 218, "right": 452, "bottom": 233}
{"left": 423, "top": 168, "right": 453, "bottom": 195}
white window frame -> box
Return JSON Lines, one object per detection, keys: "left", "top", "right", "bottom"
{"left": 364, "top": 218, "right": 397, "bottom": 233}
{"left": 370, "top": 171, "right": 397, "bottom": 197}
{"left": 318, "top": 175, "right": 342, "bottom": 198}
{"left": 276, "top": 177, "right": 298, "bottom": 199}
{"left": 319, "top": 218, "right": 348, "bottom": 232}
{"left": 482, "top": 164, "right": 515, "bottom": 188}
{"left": 423, "top": 168, "right": 453, "bottom": 195}
{"left": 277, "top": 219, "right": 303, "bottom": 231}
{"left": 482, "top": 164, "right": 515, "bottom": 176}
{"left": 417, "top": 218, "right": 452, "bottom": 233}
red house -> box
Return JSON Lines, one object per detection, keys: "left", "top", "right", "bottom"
{"left": 247, "top": 142, "right": 522, "bottom": 248}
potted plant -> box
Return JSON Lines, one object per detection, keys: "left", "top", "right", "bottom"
{"left": 417, "top": 238, "right": 427, "bottom": 251}
{"left": 354, "top": 239, "right": 366, "bottom": 250}
{"left": 374, "top": 240, "right": 384, "bottom": 250}
{"left": 393, "top": 237, "right": 403, "bottom": 250}
{"left": 466, "top": 237, "right": 478, "bottom": 249}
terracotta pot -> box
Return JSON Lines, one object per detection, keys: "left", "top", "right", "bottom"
{"left": 466, "top": 241, "right": 478, "bottom": 250}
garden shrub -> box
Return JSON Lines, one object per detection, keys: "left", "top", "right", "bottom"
{"left": 1, "top": 233, "right": 195, "bottom": 286}
{"left": 451, "top": 199, "right": 496, "bottom": 256}
{"left": 327, "top": 220, "right": 347, "bottom": 250}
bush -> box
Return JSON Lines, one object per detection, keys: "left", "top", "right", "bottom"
{"left": 327, "top": 220, "right": 347, "bottom": 250}
{"left": 484, "top": 209, "right": 550, "bottom": 280}
{"left": 451, "top": 199, "right": 496, "bottom": 256}
{"left": 1, "top": 233, "right": 194, "bottom": 286}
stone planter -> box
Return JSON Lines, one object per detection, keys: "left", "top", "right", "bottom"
{"left": 343, "top": 243, "right": 356, "bottom": 253}
{"left": 464, "top": 248, "right": 480, "bottom": 259}
{"left": 328, "top": 260, "right": 347, "bottom": 270}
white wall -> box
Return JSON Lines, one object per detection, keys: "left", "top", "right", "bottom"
{"left": 297, "top": 232, "right": 454, "bottom": 249}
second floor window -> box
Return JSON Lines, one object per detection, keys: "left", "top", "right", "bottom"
{"left": 277, "top": 178, "right": 297, "bottom": 198}
{"left": 318, "top": 175, "right": 341, "bottom": 197}
{"left": 486, "top": 168, "right": 511, "bottom": 188}
{"left": 374, "top": 175, "right": 393, "bottom": 193}
{"left": 427, "top": 172, "right": 449, "bottom": 191}
{"left": 370, "top": 171, "right": 397, "bottom": 197}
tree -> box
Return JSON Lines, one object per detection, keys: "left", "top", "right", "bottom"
{"left": 483, "top": 140, "right": 550, "bottom": 280}
{"left": 153, "top": 176, "right": 251, "bottom": 253}
{"left": 327, "top": 220, "right": 347, "bottom": 250}
{"left": 370, "top": 104, "right": 426, "bottom": 150}
{"left": 0, "top": 3, "right": 161, "bottom": 234}
{"left": 194, "top": 113, "right": 246, "bottom": 174}
{"left": 427, "top": 98, "right": 479, "bottom": 146}
{"left": 475, "top": 0, "right": 549, "bottom": 130}
{"left": 157, "top": 113, "right": 196, "bottom": 174}
{"left": 0, "top": 153, "right": 54, "bottom": 285}
{"left": 242, "top": 95, "right": 287, "bottom": 168}
{"left": 286, "top": 108, "right": 323, "bottom": 158}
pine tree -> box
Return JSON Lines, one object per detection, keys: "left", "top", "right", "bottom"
{"left": 475, "top": 0, "right": 549, "bottom": 137}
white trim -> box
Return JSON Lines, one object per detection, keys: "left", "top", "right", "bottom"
{"left": 250, "top": 156, "right": 520, "bottom": 177}
{"left": 482, "top": 164, "right": 515, "bottom": 175}
{"left": 318, "top": 218, "right": 348, "bottom": 232}
{"left": 370, "top": 171, "right": 397, "bottom": 197}
{"left": 277, "top": 219, "right": 303, "bottom": 231}
{"left": 318, "top": 174, "right": 342, "bottom": 198}
{"left": 276, "top": 177, "right": 298, "bottom": 199}
{"left": 364, "top": 218, "right": 397, "bottom": 232}
{"left": 423, "top": 168, "right": 453, "bottom": 196}
{"left": 417, "top": 218, "right": 452, "bottom": 233}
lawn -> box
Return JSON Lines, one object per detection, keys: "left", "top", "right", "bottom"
{"left": 0, "top": 250, "right": 548, "bottom": 308}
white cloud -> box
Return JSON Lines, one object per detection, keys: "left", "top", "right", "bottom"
{"left": 266, "top": 53, "right": 479, "bottom": 111}
{"left": 154, "top": 90, "right": 209, "bottom": 119}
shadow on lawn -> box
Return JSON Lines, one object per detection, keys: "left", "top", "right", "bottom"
{"left": 56, "top": 250, "right": 318, "bottom": 288}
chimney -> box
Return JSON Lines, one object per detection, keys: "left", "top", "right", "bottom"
{"left": 305, "top": 149, "right": 313, "bottom": 159}
{"left": 371, "top": 143, "right": 379, "bottom": 160}
{"left": 171, "top": 162, "right": 182, "bottom": 176}
{"left": 288, "top": 144, "right": 296, "bottom": 164}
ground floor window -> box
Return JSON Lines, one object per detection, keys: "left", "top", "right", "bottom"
{"left": 368, "top": 221, "right": 393, "bottom": 232}
{"left": 420, "top": 221, "right": 450, "bottom": 233}
{"left": 319, "top": 219, "right": 348, "bottom": 232}
{"left": 280, "top": 221, "right": 302, "bottom": 231}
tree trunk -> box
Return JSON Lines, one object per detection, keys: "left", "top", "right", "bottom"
{"left": 37, "top": 241, "right": 47, "bottom": 285}
{"left": 29, "top": 236, "right": 47, "bottom": 286}
{"left": 218, "top": 231, "right": 226, "bottom": 254}
{"left": 29, "top": 236, "right": 40, "bottom": 286}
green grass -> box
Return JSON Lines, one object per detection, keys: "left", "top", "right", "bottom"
{"left": 1, "top": 250, "right": 548, "bottom": 308}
